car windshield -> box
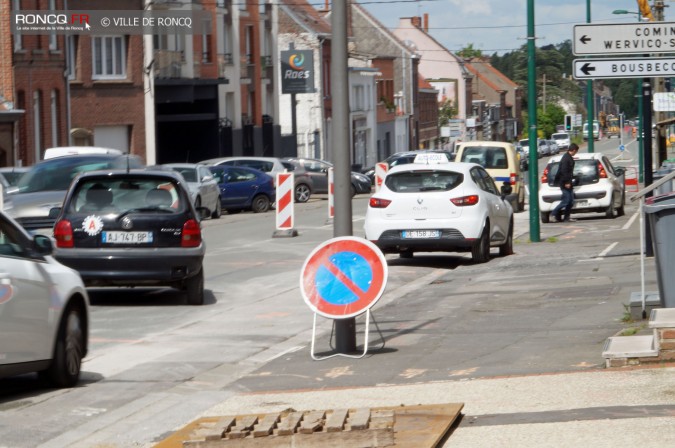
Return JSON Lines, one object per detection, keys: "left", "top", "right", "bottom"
{"left": 67, "top": 177, "right": 186, "bottom": 214}
{"left": 552, "top": 133, "right": 569, "bottom": 140}
{"left": 385, "top": 170, "right": 463, "bottom": 192}
{"left": 15, "top": 156, "right": 124, "bottom": 193}
{"left": 459, "top": 146, "right": 508, "bottom": 169}
{"left": 171, "top": 167, "right": 197, "bottom": 182}
{"left": 547, "top": 159, "right": 600, "bottom": 186}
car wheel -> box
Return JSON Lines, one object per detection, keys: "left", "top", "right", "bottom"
{"left": 184, "top": 269, "right": 204, "bottom": 305}
{"left": 605, "top": 195, "right": 615, "bottom": 219}
{"left": 499, "top": 221, "right": 514, "bottom": 257}
{"left": 211, "top": 199, "right": 222, "bottom": 219}
{"left": 399, "top": 249, "right": 413, "bottom": 259}
{"left": 541, "top": 211, "right": 550, "bottom": 223}
{"left": 518, "top": 190, "right": 525, "bottom": 213}
{"left": 617, "top": 191, "right": 626, "bottom": 217}
{"left": 252, "top": 194, "right": 271, "bottom": 213}
{"left": 40, "top": 305, "right": 85, "bottom": 388}
{"left": 295, "top": 184, "right": 311, "bottom": 203}
{"left": 471, "top": 224, "right": 490, "bottom": 264}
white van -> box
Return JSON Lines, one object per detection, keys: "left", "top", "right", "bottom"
{"left": 43, "top": 146, "right": 123, "bottom": 160}
{"left": 454, "top": 141, "right": 525, "bottom": 212}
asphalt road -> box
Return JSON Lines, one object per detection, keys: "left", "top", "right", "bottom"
{"left": 0, "top": 139, "right": 652, "bottom": 447}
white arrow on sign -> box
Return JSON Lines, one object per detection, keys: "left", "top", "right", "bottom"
{"left": 573, "top": 22, "right": 675, "bottom": 56}
{"left": 573, "top": 57, "right": 675, "bottom": 79}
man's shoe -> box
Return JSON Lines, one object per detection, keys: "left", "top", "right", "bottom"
{"left": 563, "top": 217, "right": 576, "bottom": 222}
{"left": 552, "top": 213, "right": 562, "bottom": 223}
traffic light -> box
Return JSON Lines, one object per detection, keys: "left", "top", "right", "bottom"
{"left": 564, "top": 114, "right": 572, "bottom": 131}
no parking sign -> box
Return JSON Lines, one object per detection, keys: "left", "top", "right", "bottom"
{"left": 300, "top": 237, "right": 388, "bottom": 319}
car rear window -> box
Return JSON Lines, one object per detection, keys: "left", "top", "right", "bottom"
{"left": 546, "top": 159, "right": 599, "bottom": 186}
{"left": 459, "top": 146, "right": 508, "bottom": 169}
{"left": 552, "top": 133, "right": 569, "bottom": 140}
{"left": 68, "top": 178, "right": 186, "bottom": 214}
{"left": 170, "top": 167, "right": 197, "bottom": 182}
{"left": 385, "top": 170, "right": 463, "bottom": 193}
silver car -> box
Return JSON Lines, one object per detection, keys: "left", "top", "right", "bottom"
{"left": 0, "top": 210, "right": 90, "bottom": 387}
{"left": 163, "top": 163, "right": 221, "bottom": 219}
{"left": 6, "top": 154, "right": 144, "bottom": 234}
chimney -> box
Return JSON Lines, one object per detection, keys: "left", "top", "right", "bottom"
{"left": 411, "top": 16, "right": 422, "bottom": 29}
{"left": 423, "top": 13, "right": 429, "bottom": 32}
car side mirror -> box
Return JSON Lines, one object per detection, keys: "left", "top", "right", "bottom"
{"left": 33, "top": 234, "right": 53, "bottom": 255}
{"left": 501, "top": 182, "right": 513, "bottom": 197}
{"left": 201, "top": 175, "right": 213, "bottom": 182}
{"left": 615, "top": 167, "right": 625, "bottom": 176}
{"left": 196, "top": 206, "right": 211, "bottom": 220}
{"left": 48, "top": 207, "right": 61, "bottom": 219}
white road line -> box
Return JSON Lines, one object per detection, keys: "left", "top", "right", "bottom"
{"left": 265, "top": 345, "right": 304, "bottom": 362}
{"left": 598, "top": 241, "right": 618, "bottom": 258}
{"left": 623, "top": 211, "right": 638, "bottom": 230}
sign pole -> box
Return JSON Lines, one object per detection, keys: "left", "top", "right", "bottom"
{"left": 330, "top": 0, "right": 356, "bottom": 353}
{"left": 586, "top": 0, "right": 594, "bottom": 153}
{"left": 526, "top": 0, "right": 540, "bottom": 243}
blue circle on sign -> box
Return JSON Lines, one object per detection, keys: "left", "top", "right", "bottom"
{"left": 315, "top": 251, "right": 372, "bottom": 305}
{"left": 619, "top": 144, "right": 625, "bottom": 152}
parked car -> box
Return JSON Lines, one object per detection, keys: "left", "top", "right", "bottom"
{"left": 539, "top": 152, "right": 626, "bottom": 222}
{"left": 43, "top": 146, "right": 123, "bottom": 160}
{"left": 0, "top": 166, "right": 30, "bottom": 188}
{"left": 551, "top": 132, "right": 571, "bottom": 150}
{"left": 547, "top": 139, "right": 560, "bottom": 155}
{"left": 282, "top": 157, "right": 372, "bottom": 196}
{"left": 163, "top": 163, "right": 221, "bottom": 218}
{"left": 454, "top": 141, "right": 526, "bottom": 212}
{"left": 200, "top": 156, "right": 314, "bottom": 203}
{"left": 51, "top": 169, "right": 208, "bottom": 305}
{"left": 208, "top": 165, "right": 275, "bottom": 213}
{"left": 364, "top": 154, "right": 514, "bottom": 263}
{"left": 537, "top": 139, "right": 553, "bottom": 157}
{"left": 6, "top": 154, "right": 144, "bottom": 234}
{"left": 0, "top": 210, "right": 90, "bottom": 387}
{"left": 362, "top": 150, "right": 454, "bottom": 184}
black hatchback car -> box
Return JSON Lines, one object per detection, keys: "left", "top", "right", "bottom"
{"left": 51, "top": 170, "right": 207, "bottom": 305}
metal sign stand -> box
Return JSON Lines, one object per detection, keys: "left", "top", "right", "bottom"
{"left": 310, "top": 310, "right": 385, "bottom": 361}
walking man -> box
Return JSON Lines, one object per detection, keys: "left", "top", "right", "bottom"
{"left": 551, "top": 143, "right": 579, "bottom": 222}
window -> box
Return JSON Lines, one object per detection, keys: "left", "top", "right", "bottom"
{"left": 33, "top": 91, "right": 42, "bottom": 162}
{"left": 12, "top": 0, "right": 22, "bottom": 51}
{"left": 66, "top": 36, "right": 77, "bottom": 80}
{"left": 48, "top": 0, "right": 57, "bottom": 50}
{"left": 201, "top": 20, "right": 212, "bottom": 63}
{"left": 92, "top": 36, "right": 126, "bottom": 79}
{"left": 50, "top": 90, "right": 59, "bottom": 147}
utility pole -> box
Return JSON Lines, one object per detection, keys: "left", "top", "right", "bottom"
{"left": 653, "top": 0, "right": 667, "bottom": 165}
{"left": 527, "top": 0, "right": 540, "bottom": 243}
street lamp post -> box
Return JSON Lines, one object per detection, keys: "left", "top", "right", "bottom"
{"left": 613, "top": 9, "right": 644, "bottom": 183}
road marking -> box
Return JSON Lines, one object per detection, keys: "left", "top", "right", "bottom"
{"left": 623, "top": 211, "right": 638, "bottom": 230}
{"left": 265, "top": 345, "right": 304, "bottom": 362}
{"left": 598, "top": 241, "right": 618, "bottom": 258}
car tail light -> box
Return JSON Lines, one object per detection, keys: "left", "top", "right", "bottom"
{"left": 598, "top": 161, "right": 608, "bottom": 178}
{"left": 182, "top": 219, "right": 202, "bottom": 247}
{"left": 54, "top": 220, "right": 74, "bottom": 248}
{"left": 510, "top": 173, "right": 517, "bottom": 185}
{"left": 369, "top": 197, "right": 391, "bottom": 208}
{"left": 541, "top": 167, "right": 549, "bottom": 183}
{"left": 451, "top": 195, "right": 479, "bottom": 206}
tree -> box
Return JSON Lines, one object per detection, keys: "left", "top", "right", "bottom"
{"left": 457, "top": 43, "right": 483, "bottom": 59}
{"left": 438, "top": 99, "right": 458, "bottom": 127}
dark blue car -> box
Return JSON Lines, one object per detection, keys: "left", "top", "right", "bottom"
{"left": 207, "top": 165, "right": 276, "bottom": 213}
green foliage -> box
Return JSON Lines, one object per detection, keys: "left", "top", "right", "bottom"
{"left": 458, "top": 43, "right": 483, "bottom": 59}
{"left": 438, "top": 99, "right": 458, "bottom": 126}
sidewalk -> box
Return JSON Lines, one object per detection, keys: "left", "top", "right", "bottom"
{"left": 193, "top": 204, "right": 675, "bottom": 447}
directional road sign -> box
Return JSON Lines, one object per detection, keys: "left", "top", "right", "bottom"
{"left": 573, "top": 22, "right": 675, "bottom": 55}
{"left": 300, "top": 236, "right": 388, "bottom": 319}
{"left": 573, "top": 57, "right": 675, "bottom": 80}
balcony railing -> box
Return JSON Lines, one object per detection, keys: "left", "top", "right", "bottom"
{"left": 154, "top": 49, "right": 184, "bottom": 78}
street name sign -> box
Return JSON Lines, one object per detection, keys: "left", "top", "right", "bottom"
{"left": 573, "top": 22, "right": 675, "bottom": 56}
{"left": 573, "top": 57, "right": 675, "bottom": 79}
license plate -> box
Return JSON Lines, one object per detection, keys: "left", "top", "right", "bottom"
{"left": 102, "top": 231, "right": 153, "bottom": 244}
{"left": 574, "top": 200, "right": 589, "bottom": 208}
{"left": 402, "top": 230, "right": 440, "bottom": 239}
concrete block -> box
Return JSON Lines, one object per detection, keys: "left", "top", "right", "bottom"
{"left": 649, "top": 308, "right": 675, "bottom": 328}
{"left": 602, "top": 335, "right": 659, "bottom": 359}
{"left": 629, "top": 291, "right": 661, "bottom": 320}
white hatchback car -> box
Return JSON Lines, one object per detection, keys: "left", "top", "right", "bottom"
{"left": 0, "top": 211, "right": 90, "bottom": 387}
{"left": 539, "top": 152, "right": 626, "bottom": 222}
{"left": 364, "top": 155, "right": 514, "bottom": 263}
